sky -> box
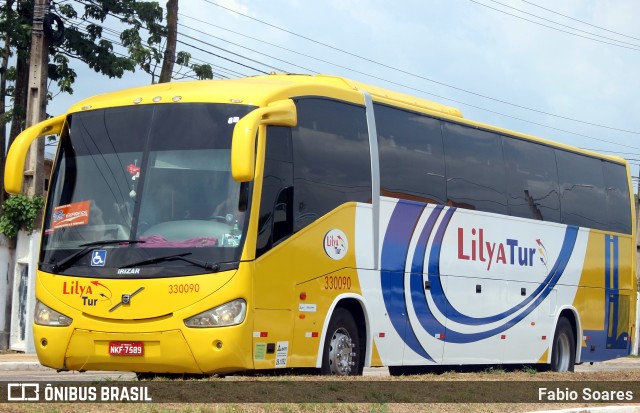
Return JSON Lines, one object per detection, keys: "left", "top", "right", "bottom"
{"left": 48, "top": 0, "right": 640, "bottom": 189}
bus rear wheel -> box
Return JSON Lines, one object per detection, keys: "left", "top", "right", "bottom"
{"left": 321, "top": 308, "right": 363, "bottom": 376}
{"left": 550, "top": 317, "right": 575, "bottom": 372}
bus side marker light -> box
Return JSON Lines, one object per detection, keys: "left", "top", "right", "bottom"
{"left": 299, "top": 314, "right": 306, "bottom": 319}
{"left": 435, "top": 333, "right": 445, "bottom": 339}
{"left": 304, "top": 332, "right": 319, "bottom": 338}
{"left": 299, "top": 292, "right": 307, "bottom": 300}
{"left": 501, "top": 335, "right": 506, "bottom": 340}
{"left": 542, "top": 336, "right": 547, "bottom": 341}
{"left": 378, "top": 333, "right": 385, "bottom": 338}
{"left": 253, "top": 332, "right": 268, "bottom": 338}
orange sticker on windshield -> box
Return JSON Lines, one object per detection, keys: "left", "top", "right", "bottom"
{"left": 52, "top": 201, "right": 90, "bottom": 230}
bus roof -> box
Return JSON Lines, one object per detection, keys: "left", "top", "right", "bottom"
{"left": 68, "top": 74, "right": 627, "bottom": 166}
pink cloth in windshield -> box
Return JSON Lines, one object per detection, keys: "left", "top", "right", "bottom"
{"left": 138, "top": 235, "right": 218, "bottom": 248}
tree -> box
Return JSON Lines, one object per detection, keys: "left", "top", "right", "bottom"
{"left": 0, "top": 0, "right": 213, "bottom": 198}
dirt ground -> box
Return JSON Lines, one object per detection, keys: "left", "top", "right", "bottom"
{"left": 1, "top": 367, "right": 640, "bottom": 413}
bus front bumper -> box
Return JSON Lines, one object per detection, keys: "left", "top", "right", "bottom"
{"left": 34, "top": 324, "right": 252, "bottom": 374}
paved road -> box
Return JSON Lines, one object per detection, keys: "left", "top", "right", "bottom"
{"left": 1, "top": 357, "right": 640, "bottom": 381}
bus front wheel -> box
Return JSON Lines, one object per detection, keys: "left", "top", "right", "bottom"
{"left": 321, "top": 308, "right": 363, "bottom": 376}
{"left": 550, "top": 317, "right": 575, "bottom": 372}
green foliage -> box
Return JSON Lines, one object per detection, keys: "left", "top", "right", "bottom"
{"left": 0, "top": 194, "right": 45, "bottom": 238}
{"left": 1, "top": 1, "right": 215, "bottom": 104}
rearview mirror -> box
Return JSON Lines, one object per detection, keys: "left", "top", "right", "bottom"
{"left": 5, "top": 115, "right": 66, "bottom": 194}
{"left": 231, "top": 99, "right": 296, "bottom": 182}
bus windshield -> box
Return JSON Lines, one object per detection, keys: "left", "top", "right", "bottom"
{"left": 40, "top": 103, "right": 256, "bottom": 277}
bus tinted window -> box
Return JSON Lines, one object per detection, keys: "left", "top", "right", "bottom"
{"left": 257, "top": 126, "right": 294, "bottom": 257}
{"left": 375, "top": 104, "right": 446, "bottom": 204}
{"left": 603, "top": 161, "right": 632, "bottom": 234}
{"left": 292, "top": 98, "right": 371, "bottom": 232}
{"left": 503, "top": 138, "right": 560, "bottom": 222}
{"left": 442, "top": 123, "right": 508, "bottom": 214}
{"left": 556, "top": 150, "right": 608, "bottom": 230}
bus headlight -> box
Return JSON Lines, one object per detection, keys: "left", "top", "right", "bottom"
{"left": 34, "top": 300, "right": 73, "bottom": 326}
{"left": 184, "top": 299, "right": 246, "bottom": 327}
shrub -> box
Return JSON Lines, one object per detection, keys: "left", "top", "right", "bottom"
{"left": 0, "top": 194, "right": 45, "bottom": 238}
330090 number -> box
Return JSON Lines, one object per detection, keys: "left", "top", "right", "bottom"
{"left": 324, "top": 276, "right": 351, "bottom": 290}
{"left": 169, "top": 283, "right": 200, "bottom": 294}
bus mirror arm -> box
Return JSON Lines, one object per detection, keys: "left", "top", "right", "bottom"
{"left": 4, "top": 115, "right": 66, "bottom": 194}
{"left": 231, "top": 99, "right": 297, "bottom": 182}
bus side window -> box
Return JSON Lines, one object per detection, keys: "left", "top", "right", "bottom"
{"left": 374, "top": 103, "right": 446, "bottom": 204}
{"left": 272, "top": 186, "right": 293, "bottom": 244}
{"left": 291, "top": 98, "right": 371, "bottom": 232}
{"left": 256, "top": 126, "right": 294, "bottom": 257}
{"left": 556, "top": 150, "right": 608, "bottom": 231}
{"left": 503, "top": 138, "right": 560, "bottom": 222}
{"left": 442, "top": 122, "right": 508, "bottom": 214}
{"left": 603, "top": 161, "right": 632, "bottom": 234}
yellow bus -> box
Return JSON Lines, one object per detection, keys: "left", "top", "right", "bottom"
{"left": 5, "top": 74, "right": 636, "bottom": 376}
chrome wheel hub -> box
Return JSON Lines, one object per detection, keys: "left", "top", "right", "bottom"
{"left": 328, "top": 327, "right": 356, "bottom": 375}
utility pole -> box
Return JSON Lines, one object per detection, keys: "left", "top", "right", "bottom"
{"left": 8, "top": 0, "right": 49, "bottom": 353}
{"left": 24, "top": 0, "right": 48, "bottom": 203}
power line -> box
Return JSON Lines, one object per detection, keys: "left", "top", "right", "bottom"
{"left": 178, "top": 21, "right": 317, "bottom": 74}
{"left": 178, "top": 31, "right": 288, "bottom": 73}
{"left": 66, "top": 18, "right": 218, "bottom": 80}
{"left": 468, "top": 0, "right": 640, "bottom": 52}
{"left": 203, "top": 0, "right": 640, "bottom": 136}
{"left": 64, "top": 7, "right": 265, "bottom": 79}
{"left": 580, "top": 148, "right": 640, "bottom": 157}
{"left": 484, "top": 0, "right": 640, "bottom": 49}
{"left": 520, "top": 0, "right": 640, "bottom": 42}
{"left": 68, "top": 0, "right": 275, "bottom": 77}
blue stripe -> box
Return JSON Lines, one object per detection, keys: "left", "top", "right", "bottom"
{"left": 409, "top": 206, "right": 446, "bottom": 338}
{"left": 380, "top": 200, "right": 433, "bottom": 361}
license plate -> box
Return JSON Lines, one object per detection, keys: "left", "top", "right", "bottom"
{"left": 108, "top": 341, "right": 144, "bottom": 356}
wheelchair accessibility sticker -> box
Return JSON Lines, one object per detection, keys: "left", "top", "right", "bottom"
{"left": 91, "top": 250, "right": 107, "bottom": 267}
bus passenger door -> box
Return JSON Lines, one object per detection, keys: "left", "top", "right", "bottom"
{"left": 252, "top": 126, "right": 296, "bottom": 369}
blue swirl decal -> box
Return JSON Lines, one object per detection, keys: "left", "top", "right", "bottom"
{"left": 380, "top": 200, "right": 432, "bottom": 361}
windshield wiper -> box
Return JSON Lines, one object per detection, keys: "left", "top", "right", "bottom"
{"left": 121, "top": 253, "right": 220, "bottom": 272}
{"left": 50, "top": 240, "right": 146, "bottom": 274}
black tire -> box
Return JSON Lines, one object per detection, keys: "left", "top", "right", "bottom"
{"left": 321, "top": 308, "right": 363, "bottom": 375}
{"left": 136, "top": 372, "right": 208, "bottom": 380}
{"left": 388, "top": 366, "right": 408, "bottom": 376}
{"left": 136, "top": 372, "right": 155, "bottom": 381}
{"left": 550, "top": 317, "right": 575, "bottom": 372}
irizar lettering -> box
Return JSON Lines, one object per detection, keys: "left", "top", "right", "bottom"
{"left": 457, "top": 227, "right": 536, "bottom": 271}
{"left": 117, "top": 268, "right": 140, "bottom": 275}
